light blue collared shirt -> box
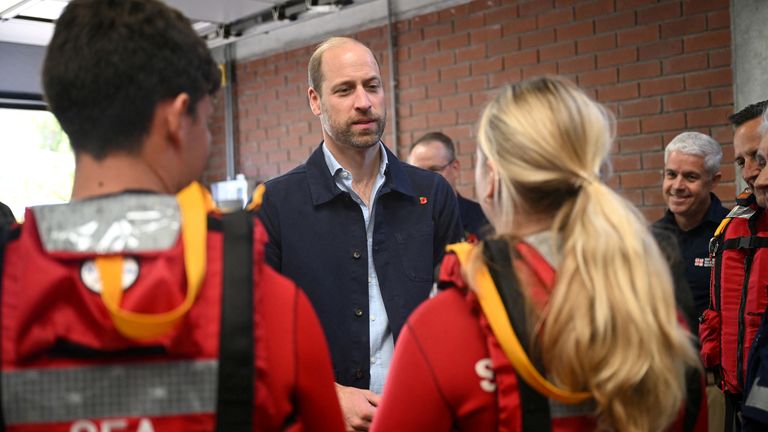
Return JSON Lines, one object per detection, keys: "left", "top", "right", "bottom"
{"left": 322, "top": 142, "right": 394, "bottom": 394}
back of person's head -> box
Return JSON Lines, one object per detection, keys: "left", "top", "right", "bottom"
{"left": 410, "top": 131, "right": 456, "bottom": 161}
{"left": 729, "top": 100, "right": 768, "bottom": 127}
{"left": 474, "top": 75, "right": 699, "bottom": 432}
{"left": 663, "top": 131, "right": 722, "bottom": 178}
{"left": 43, "top": 0, "right": 221, "bottom": 160}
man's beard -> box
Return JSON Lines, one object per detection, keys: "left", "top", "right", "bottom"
{"left": 321, "top": 108, "right": 387, "bottom": 149}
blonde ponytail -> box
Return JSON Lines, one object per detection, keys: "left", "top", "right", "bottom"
{"left": 474, "top": 76, "right": 700, "bottom": 431}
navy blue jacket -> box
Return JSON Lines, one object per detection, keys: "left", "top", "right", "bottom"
{"left": 457, "top": 194, "right": 490, "bottom": 240}
{"left": 652, "top": 193, "right": 729, "bottom": 318}
{"left": 259, "top": 143, "right": 462, "bottom": 389}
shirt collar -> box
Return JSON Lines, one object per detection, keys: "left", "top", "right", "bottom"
{"left": 321, "top": 141, "right": 388, "bottom": 180}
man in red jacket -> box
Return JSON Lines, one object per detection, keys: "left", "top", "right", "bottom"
{"left": 0, "top": 0, "right": 343, "bottom": 430}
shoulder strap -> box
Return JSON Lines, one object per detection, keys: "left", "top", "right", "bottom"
{"left": 483, "top": 239, "right": 551, "bottom": 432}
{"left": 216, "top": 210, "right": 255, "bottom": 432}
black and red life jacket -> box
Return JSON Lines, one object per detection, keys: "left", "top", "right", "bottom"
{"left": 700, "top": 193, "right": 768, "bottom": 395}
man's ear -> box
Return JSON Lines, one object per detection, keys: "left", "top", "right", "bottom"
{"left": 167, "top": 93, "right": 191, "bottom": 148}
{"left": 308, "top": 87, "right": 322, "bottom": 117}
{"left": 711, "top": 170, "right": 722, "bottom": 188}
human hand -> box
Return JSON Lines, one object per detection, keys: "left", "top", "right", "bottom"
{"left": 335, "top": 383, "right": 380, "bottom": 431}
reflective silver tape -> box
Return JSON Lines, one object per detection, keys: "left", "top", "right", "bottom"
{"left": 727, "top": 204, "right": 756, "bottom": 220}
{"left": 3, "top": 359, "right": 217, "bottom": 424}
{"left": 33, "top": 194, "right": 181, "bottom": 254}
{"left": 746, "top": 376, "right": 768, "bottom": 413}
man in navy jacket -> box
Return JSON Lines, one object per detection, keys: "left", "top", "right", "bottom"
{"left": 258, "top": 37, "right": 462, "bottom": 431}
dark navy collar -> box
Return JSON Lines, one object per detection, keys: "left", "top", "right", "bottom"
{"left": 661, "top": 192, "right": 727, "bottom": 227}
{"left": 305, "top": 142, "right": 415, "bottom": 206}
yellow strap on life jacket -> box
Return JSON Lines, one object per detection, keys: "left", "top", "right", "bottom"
{"left": 95, "top": 182, "right": 212, "bottom": 341}
{"left": 446, "top": 242, "right": 591, "bottom": 404}
{"left": 714, "top": 217, "right": 731, "bottom": 237}
{"left": 245, "top": 183, "right": 265, "bottom": 212}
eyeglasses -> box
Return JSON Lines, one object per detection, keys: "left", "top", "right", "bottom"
{"left": 427, "top": 159, "right": 455, "bottom": 173}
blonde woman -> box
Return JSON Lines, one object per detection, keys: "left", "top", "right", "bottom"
{"left": 371, "top": 76, "right": 705, "bottom": 431}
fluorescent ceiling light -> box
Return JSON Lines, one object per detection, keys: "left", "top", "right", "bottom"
{"left": 0, "top": 0, "right": 41, "bottom": 20}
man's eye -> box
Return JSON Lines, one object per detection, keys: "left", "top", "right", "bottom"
{"left": 736, "top": 158, "right": 745, "bottom": 168}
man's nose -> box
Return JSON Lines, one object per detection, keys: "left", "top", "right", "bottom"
{"left": 353, "top": 87, "right": 372, "bottom": 111}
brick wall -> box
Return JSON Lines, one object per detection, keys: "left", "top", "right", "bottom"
{"left": 204, "top": 0, "right": 734, "bottom": 221}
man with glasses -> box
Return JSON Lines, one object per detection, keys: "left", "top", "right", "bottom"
{"left": 408, "top": 132, "right": 489, "bottom": 241}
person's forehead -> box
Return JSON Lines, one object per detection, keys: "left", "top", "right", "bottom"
{"left": 735, "top": 117, "right": 763, "bottom": 142}
{"left": 321, "top": 43, "right": 380, "bottom": 82}
{"left": 665, "top": 151, "right": 706, "bottom": 172}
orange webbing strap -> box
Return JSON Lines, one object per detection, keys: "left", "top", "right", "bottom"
{"left": 714, "top": 217, "right": 731, "bottom": 237}
{"left": 446, "top": 242, "right": 591, "bottom": 405}
{"left": 95, "top": 182, "right": 212, "bottom": 341}
{"left": 245, "top": 183, "right": 265, "bottom": 212}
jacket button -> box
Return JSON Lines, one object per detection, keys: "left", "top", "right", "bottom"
{"left": 354, "top": 308, "right": 364, "bottom": 317}
{"left": 354, "top": 368, "right": 364, "bottom": 379}
{"left": 352, "top": 249, "right": 361, "bottom": 259}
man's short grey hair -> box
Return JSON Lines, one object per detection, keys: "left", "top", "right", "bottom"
{"left": 664, "top": 131, "right": 722, "bottom": 176}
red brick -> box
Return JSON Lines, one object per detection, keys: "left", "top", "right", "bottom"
{"left": 516, "top": 0, "right": 548, "bottom": 15}
{"left": 620, "top": 188, "right": 644, "bottom": 206}
{"left": 427, "top": 81, "right": 456, "bottom": 98}
{"left": 427, "top": 111, "right": 457, "bottom": 128}
{"left": 505, "top": 50, "right": 539, "bottom": 67}
{"left": 642, "top": 112, "right": 686, "bottom": 133}
{"left": 708, "top": 9, "right": 730, "bottom": 30}
{"left": 683, "top": 0, "right": 728, "bottom": 15}
{"left": 711, "top": 88, "right": 734, "bottom": 106}
{"left": 522, "top": 62, "right": 558, "bottom": 79}
{"left": 641, "top": 206, "right": 665, "bottom": 223}
{"left": 687, "top": 106, "right": 732, "bottom": 127}
{"left": 454, "top": 13, "right": 484, "bottom": 33}
{"left": 577, "top": 34, "right": 616, "bottom": 54}
{"left": 638, "top": 40, "right": 683, "bottom": 61}
{"left": 643, "top": 188, "right": 665, "bottom": 206}
{"left": 709, "top": 48, "right": 731, "bottom": 68}
{"left": 485, "top": 5, "right": 518, "bottom": 26}
{"left": 411, "top": 98, "right": 439, "bottom": 115}
{"left": 621, "top": 171, "right": 661, "bottom": 188}
{"left": 640, "top": 76, "right": 685, "bottom": 97}
{"left": 618, "top": 26, "right": 659, "bottom": 47}
{"left": 458, "top": 106, "right": 483, "bottom": 123}
{"left": 471, "top": 57, "right": 503, "bottom": 75}
{"left": 539, "top": 42, "right": 576, "bottom": 61}
{"left": 685, "top": 68, "right": 732, "bottom": 90}
{"left": 642, "top": 150, "right": 665, "bottom": 169}
{"left": 575, "top": 0, "right": 615, "bottom": 20}
{"left": 558, "top": 55, "right": 595, "bottom": 73}
{"left": 397, "top": 30, "right": 423, "bottom": 46}
{"left": 595, "top": 11, "right": 637, "bottom": 33}
{"left": 411, "top": 69, "right": 439, "bottom": 86}
{"left": 521, "top": 29, "right": 556, "bottom": 49}
{"left": 684, "top": 30, "right": 730, "bottom": 53}
{"left": 441, "top": 3, "right": 471, "bottom": 19}
{"left": 663, "top": 91, "right": 710, "bottom": 112}
{"left": 619, "top": 61, "right": 661, "bottom": 81}
{"left": 617, "top": 0, "right": 652, "bottom": 10}
{"left": 711, "top": 125, "right": 735, "bottom": 145}
{"left": 456, "top": 45, "right": 485, "bottom": 64}
{"left": 409, "top": 40, "right": 437, "bottom": 59}
{"left": 619, "top": 98, "right": 661, "bottom": 117}
{"left": 597, "top": 47, "right": 637, "bottom": 68}
{"left": 579, "top": 68, "right": 618, "bottom": 87}
{"left": 489, "top": 67, "right": 523, "bottom": 87}
{"left": 537, "top": 8, "right": 573, "bottom": 28}
{"left": 471, "top": 91, "right": 496, "bottom": 107}
{"left": 440, "top": 63, "right": 469, "bottom": 82}
{"left": 612, "top": 154, "right": 642, "bottom": 172}
{"left": 487, "top": 37, "right": 520, "bottom": 56}
{"left": 471, "top": 25, "right": 503, "bottom": 45}
{"left": 399, "top": 58, "right": 424, "bottom": 75}
{"left": 617, "top": 118, "right": 641, "bottom": 136}
{"left": 556, "top": 21, "right": 594, "bottom": 41}
{"left": 663, "top": 53, "right": 708, "bottom": 74}
{"left": 503, "top": 17, "right": 537, "bottom": 37}
{"left": 457, "top": 76, "right": 488, "bottom": 93}
{"left": 440, "top": 33, "right": 470, "bottom": 50}
{"left": 440, "top": 94, "right": 471, "bottom": 112}
{"left": 410, "top": 11, "right": 439, "bottom": 29}
{"left": 399, "top": 114, "right": 428, "bottom": 131}
{"left": 424, "top": 23, "right": 452, "bottom": 40}
{"left": 425, "top": 51, "right": 454, "bottom": 69}
{"left": 637, "top": 3, "right": 681, "bottom": 25}
{"left": 660, "top": 15, "right": 707, "bottom": 38}
{"left": 597, "top": 83, "right": 639, "bottom": 102}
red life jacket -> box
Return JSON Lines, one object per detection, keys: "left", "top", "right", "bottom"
{"left": 700, "top": 194, "right": 768, "bottom": 395}
{"left": 0, "top": 189, "right": 258, "bottom": 432}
